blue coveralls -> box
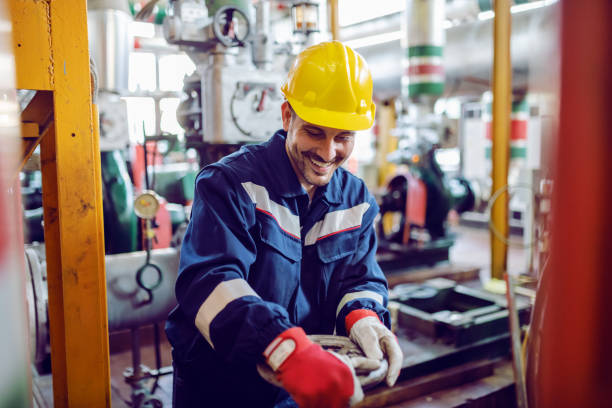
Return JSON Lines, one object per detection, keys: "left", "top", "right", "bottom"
{"left": 166, "top": 130, "right": 390, "bottom": 407}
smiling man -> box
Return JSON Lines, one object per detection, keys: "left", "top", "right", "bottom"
{"left": 166, "top": 41, "right": 403, "bottom": 408}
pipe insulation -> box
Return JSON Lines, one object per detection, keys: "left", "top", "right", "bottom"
{"left": 344, "top": 3, "right": 559, "bottom": 100}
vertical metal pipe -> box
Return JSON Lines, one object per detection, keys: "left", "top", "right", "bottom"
{"left": 131, "top": 328, "right": 142, "bottom": 378}
{"left": 253, "top": 0, "right": 272, "bottom": 70}
{"left": 376, "top": 100, "right": 397, "bottom": 187}
{"left": 403, "top": 0, "right": 445, "bottom": 104}
{"left": 329, "top": 0, "right": 339, "bottom": 40}
{"left": 526, "top": 1, "right": 612, "bottom": 406}
{"left": 490, "top": 0, "right": 511, "bottom": 280}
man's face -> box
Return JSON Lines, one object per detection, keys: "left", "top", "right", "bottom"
{"left": 281, "top": 102, "right": 356, "bottom": 191}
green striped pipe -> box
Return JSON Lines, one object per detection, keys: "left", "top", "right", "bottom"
{"left": 405, "top": 45, "right": 444, "bottom": 97}
{"left": 485, "top": 146, "right": 527, "bottom": 159}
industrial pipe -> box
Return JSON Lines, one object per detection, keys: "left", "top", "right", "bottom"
{"left": 252, "top": 0, "right": 272, "bottom": 70}
{"left": 526, "top": 0, "right": 612, "bottom": 405}
{"left": 490, "top": 0, "right": 511, "bottom": 280}
{"left": 347, "top": 3, "right": 558, "bottom": 100}
{"left": 329, "top": 0, "right": 339, "bottom": 40}
{"left": 403, "top": 0, "right": 445, "bottom": 103}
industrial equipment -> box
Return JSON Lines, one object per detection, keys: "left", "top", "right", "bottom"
{"left": 347, "top": 1, "right": 557, "bottom": 261}
{"left": 169, "top": 0, "right": 321, "bottom": 164}
{"left": 393, "top": 278, "right": 530, "bottom": 347}
{"left": 390, "top": 278, "right": 530, "bottom": 383}
{"left": 24, "top": 244, "right": 180, "bottom": 408}
{"left": 372, "top": 0, "right": 475, "bottom": 270}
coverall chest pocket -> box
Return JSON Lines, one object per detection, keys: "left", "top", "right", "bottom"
{"left": 257, "top": 216, "right": 302, "bottom": 263}
{"left": 254, "top": 217, "right": 302, "bottom": 307}
{"left": 315, "top": 229, "right": 360, "bottom": 264}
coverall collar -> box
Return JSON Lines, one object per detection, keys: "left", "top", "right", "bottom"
{"left": 268, "top": 130, "right": 342, "bottom": 205}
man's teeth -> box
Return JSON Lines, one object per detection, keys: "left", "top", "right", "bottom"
{"left": 310, "top": 157, "right": 330, "bottom": 167}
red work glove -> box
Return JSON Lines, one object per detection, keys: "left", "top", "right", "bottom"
{"left": 263, "top": 327, "right": 363, "bottom": 408}
{"left": 346, "top": 309, "right": 403, "bottom": 386}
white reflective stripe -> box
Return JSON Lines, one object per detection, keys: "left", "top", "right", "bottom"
{"left": 267, "top": 339, "right": 296, "bottom": 371}
{"left": 195, "top": 278, "right": 260, "bottom": 347}
{"left": 304, "top": 202, "right": 370, "bottom": 246}
{"left": 336, "top": 290, "right": 384, "bottom": 317}
{"left": 241, "top": 181, "right": 301, "bottom": 239}
{"left": 263, "top": 337, "right": 283, "bottom": 358}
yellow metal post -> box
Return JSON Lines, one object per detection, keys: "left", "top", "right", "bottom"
{"left": 329, "top": 0, "right": 339, "bottom": 41}
{"left": 376, "top": 100, "right": 398, "bottom": 187}
{"left": 11, "top": 0, "right": 111, "bottom": 406}
{"left": 491, "top": 0, "right": 511, "bottom": 280}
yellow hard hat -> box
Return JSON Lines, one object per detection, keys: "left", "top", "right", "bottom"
{"left": 281, "top": 41, "right": 376, "bottom": 131}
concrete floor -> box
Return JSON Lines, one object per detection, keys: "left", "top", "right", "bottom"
{"left": 34, "top": 224, "right": 528, "bottom": 407}
{"left": 449, "top": 224, "right": 529, "bottom": 277}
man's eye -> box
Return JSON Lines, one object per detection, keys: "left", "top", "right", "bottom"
{"left": 306, "top": 130, "right": 324, "bottom": 138}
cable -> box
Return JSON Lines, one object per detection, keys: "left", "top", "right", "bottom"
{"left": 485, "top": 183, "right": 538, "bottom": 248}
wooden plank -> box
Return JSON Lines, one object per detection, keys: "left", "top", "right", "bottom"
{"left": 19, "top": 121, "right": 48, "bottom": 173}
{"left": 356, "top": 359, "right": 497, "bottom": 408}
{"left": 387, "top": 265, "right": 480, "bottom": 288}
{"left": 21, "top": 122, "right": 39, "bottom": 138}
{"left": 390, "top": 362, "right": 515, "bottom": 408}
{"left": 9, "top": 0, "right": 54, "bottom": 90}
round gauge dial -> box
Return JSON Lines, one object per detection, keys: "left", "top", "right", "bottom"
{"left": 134, "top": 190, "right": 160, "bottom": 220}
{"left": 230, "top": 81, "right": 283, "bottom": 140}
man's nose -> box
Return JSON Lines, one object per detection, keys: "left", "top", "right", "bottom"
{"left": 317, "top": 137, "right": 337, "bottom": 163}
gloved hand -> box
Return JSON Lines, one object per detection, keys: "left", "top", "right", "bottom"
{"left": 346, "top": 309, "right": 403, "bottom": 387}
{"left": 263, "top": 327, "right": 363, "bottom": 408}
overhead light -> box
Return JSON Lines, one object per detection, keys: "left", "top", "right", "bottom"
{"left": 477, "top": 10, "right": 494, "bottom": 21}
{"left": 478, "top": 0, "right": 556, "bottom": 20}
{"left": 511, "top": 0, "right": 547, "bottom": 14}
{"left": 344, "top": 30, "right": 402, "bottom": 49}
{"left": 291, "top": 2, "right": 319, "bottom": 34}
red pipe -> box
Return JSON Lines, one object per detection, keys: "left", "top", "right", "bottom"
{"left": 526, "top": 1, "right": 612, "bottom": 406}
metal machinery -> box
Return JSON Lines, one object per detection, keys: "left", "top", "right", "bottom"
{"left": 167, "top": 0, "right": 321, "bottom": 164}
{"left": 389, "top": 278, "right": 530, "bottom": 382}
{"left": 376, "top": 0, "right": 475, "bottom": 271}
{"left": 346, "top": 1, "right": 558, "bottom": 275}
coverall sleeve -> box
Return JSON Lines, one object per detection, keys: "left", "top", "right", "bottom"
{"left": 176, "top": 165, "right": 293, "bottom": 364}
{"left": 333, "top": 196, "right": 390, "bottom": 335}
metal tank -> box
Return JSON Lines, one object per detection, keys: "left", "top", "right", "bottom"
{"left": 87, "top": 0, "right": 133, "bottom": 93}
{"left": 25, "top": 246, "right": 180, "bottom": 370}
{"left": 343, "top": 3, "right": 560, "bottom": 100}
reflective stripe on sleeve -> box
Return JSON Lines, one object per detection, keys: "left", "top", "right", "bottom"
{"left": 195, "top": 278, "right": 260, "bottom": 348}
{"left": 304, "top": 202, "right": 370, "bottom": 246}
{"left": 241, "top": 182, "right": 301, "bottom": 240}
{"left": 336, "top": 290, "right": 384, "bottom": 317}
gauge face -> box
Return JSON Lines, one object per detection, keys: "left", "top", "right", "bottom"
{"left": 134, "top": 191, "right": 160, "bottom": 219}
{"left": 230, "top": 81, "right": 283, "bottom": 140}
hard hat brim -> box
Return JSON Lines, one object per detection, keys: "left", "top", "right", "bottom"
{"left": 286, "top": 96, "right": 376, "bottom": 132}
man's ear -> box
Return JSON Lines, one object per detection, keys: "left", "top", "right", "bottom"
{"left": 281, "top": 101, "right": 292, "bottom": 132}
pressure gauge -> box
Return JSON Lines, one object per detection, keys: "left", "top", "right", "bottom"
{"left": 212, "top": 5, "right": 250, "bottom": 47}
{"left": 229, "top": 81, "right": 283, "bottom": 140}
{"left": 134, "top": 190, "right": 160, "bottom": 220}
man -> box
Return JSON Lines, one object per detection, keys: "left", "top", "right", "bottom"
{"left": 166, "top": 41, "right": 403, "bottom": 408}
